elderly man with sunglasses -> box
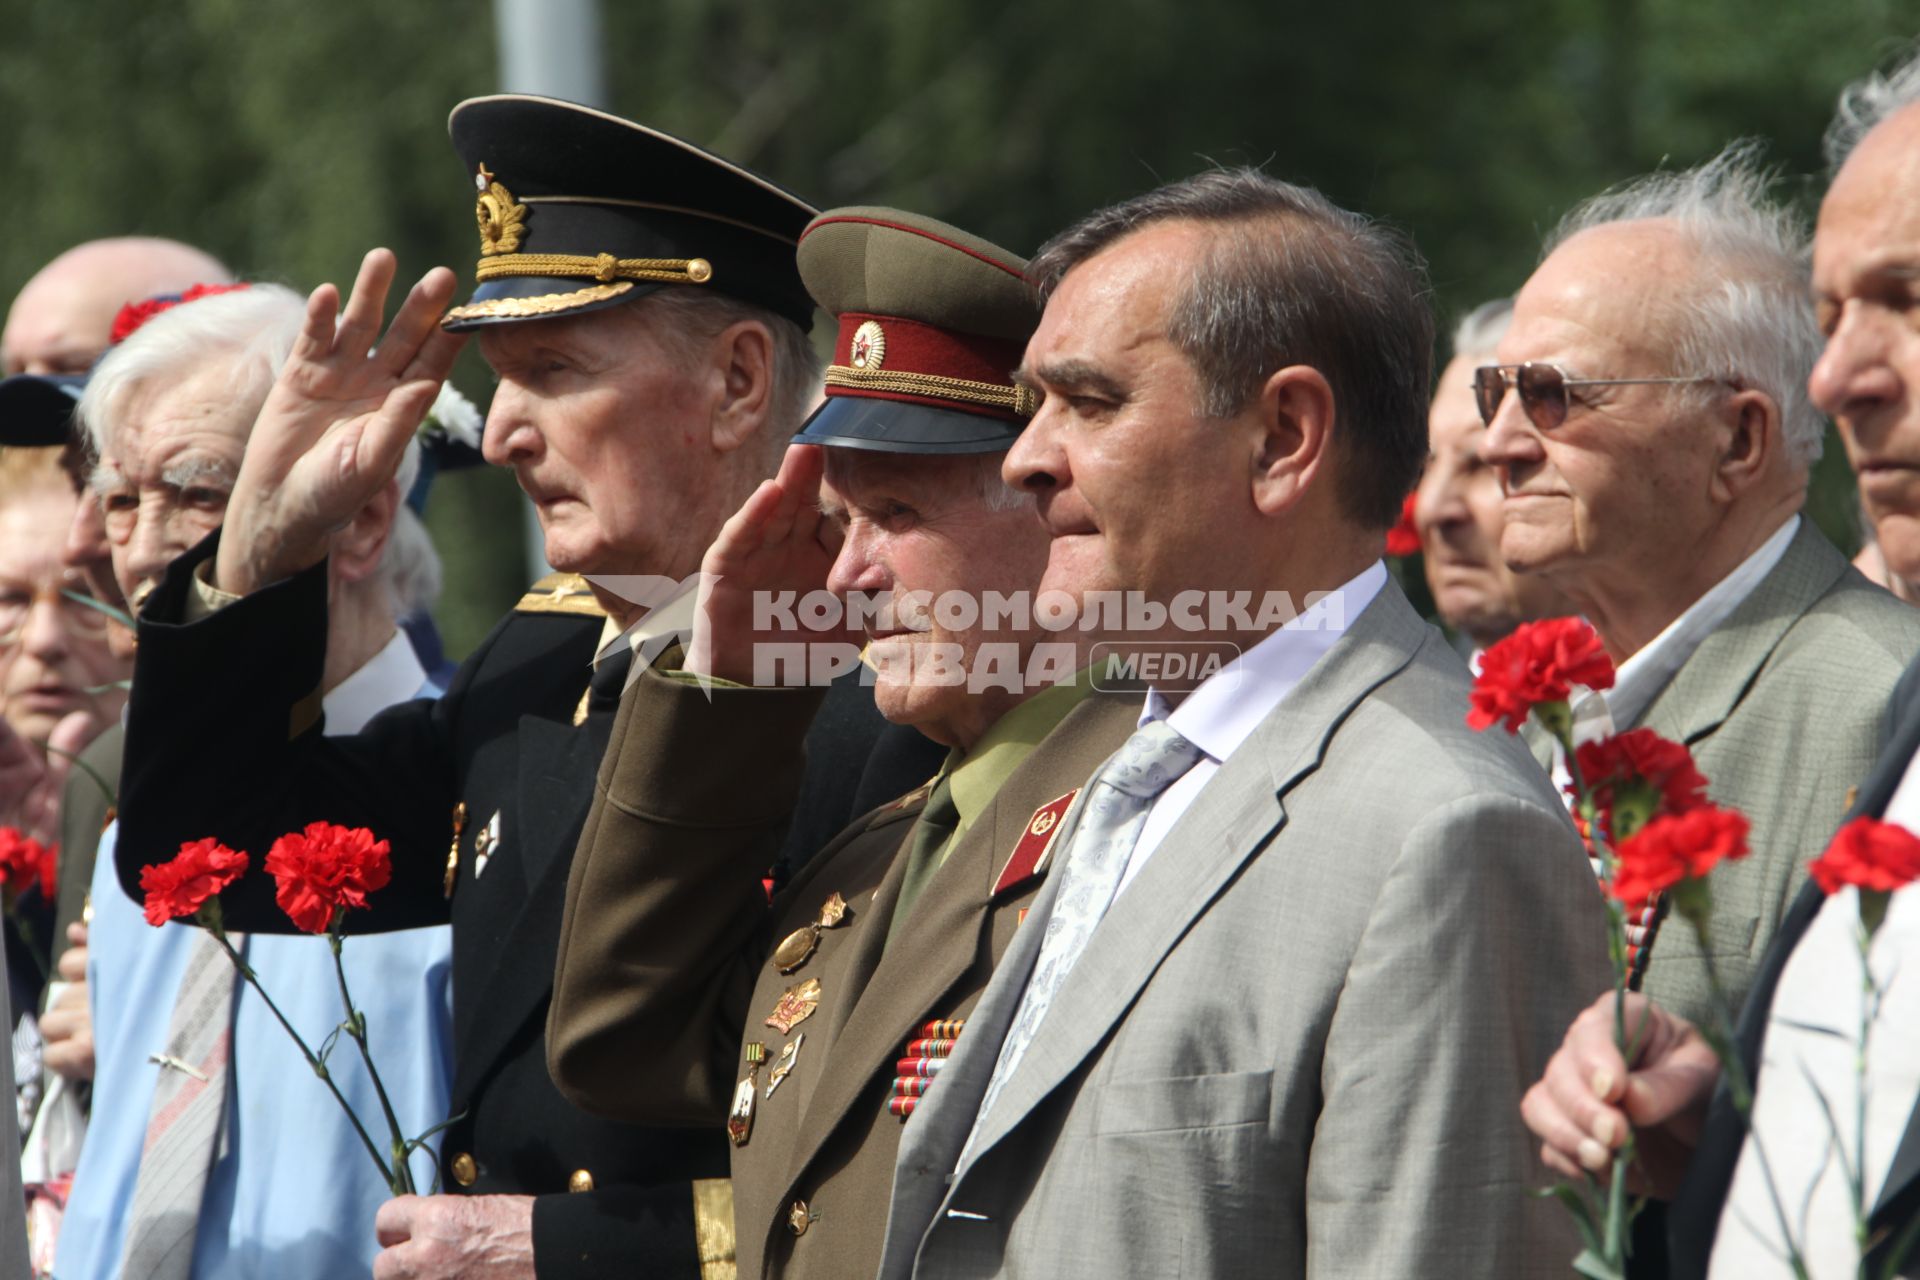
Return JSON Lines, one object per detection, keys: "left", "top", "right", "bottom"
{"left": 1480, "top": 144, "right": 1920, "bottom": 1034}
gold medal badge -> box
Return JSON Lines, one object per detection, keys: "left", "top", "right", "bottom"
{"left": 772, "top": 892, "right": 849, "bottom": 973}
{"left": 764, "top": 978, "right": 822, "bottom": 1035}
{"left": 850, "top": 319, "right": 887, "bottom": 369}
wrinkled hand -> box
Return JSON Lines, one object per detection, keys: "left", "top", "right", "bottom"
{"left": 687, "top": 444, "right": 856, "bottom": 685}
{"left": 214, "top": 249, "right": 466, "bottom": 597}
{"left": 0, "top": 709, "right": 98, "bottom": 846}
{"left": 42, "top": 928, "right": 92, "bottom": 1081}
{"left": 1520, "top": 991, "right": 1720, "bottom": 1200}
{"left": 372, "top": 1194, "right": 535, "bottom": 1280}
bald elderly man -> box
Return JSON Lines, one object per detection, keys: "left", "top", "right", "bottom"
{"left": 3, "top": 237, "right": 233, "bottom": 376}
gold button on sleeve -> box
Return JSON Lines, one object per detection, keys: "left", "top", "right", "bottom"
{"left": 568, "top": 1168, "right": 595, "bottom": 1193}
{"left": 450, "top": 1152, "right": 478, "bottom": 1187}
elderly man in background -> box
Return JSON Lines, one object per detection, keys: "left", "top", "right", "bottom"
{"left": 0, "top": 237, "right": 238, "bottom": 1089}
{"left": 1479, "top": 147, "right": 1920, "bottom": 1027}
{"left": 1415, "top": 298, "right": 1575, "bottom": 657}
{"left": 54, "top": 284, "right": 456, "bottom": 1280}
{"left": 1524, "top": 51, "right": 1920, "bottom": 1277}
{"left": 878, "top": 169, "right": 1608, "bottom": 1279}
{"left": 0, "top": 447, "right": 127, "bottom": 1033}
{"left": 109, "top": 98, "right": 933, "bottom": 1278}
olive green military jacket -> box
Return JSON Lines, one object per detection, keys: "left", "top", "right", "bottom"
{"left": 549, "top": 664, "right": 1140, "bottom": 1280}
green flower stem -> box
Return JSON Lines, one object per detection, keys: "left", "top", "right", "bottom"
{"left": 328, "top": 918, "right": 415, "bottom": 1196}
{"left": 1851, "top": 912, "right": 1878, "bottom": 1278}
{"left": 206, "top": 922, "right": 397, "bottom": 1190}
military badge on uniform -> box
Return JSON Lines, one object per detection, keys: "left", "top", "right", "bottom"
{"left": 472, "top": 810, "right": 502, "bottom": 879}
{"left": 992, "top": 789, "right": 1078, "bottom": 897}
{"left": 764, "top": 978, "right": 822, "bottom": 1035}
{"left": 474, "top": 163, "right": 528, "bottom": 256}
{"left": 849, "top": 319, "right": 886, "bottom": 369}
{"left": 772, "top": 892, "right": 849, "bottom": 973}
{"left": 764, "top": 1032, "right": 805, "bottom": 1099}
{"left": 443, "top": 801, "right": 467, "bottom": 898}
{"left": 889, "top": 1018, "right": 966, "bottom": 1118}
{"left": 728, "top": 1042, "right": 765, "bottom": 1146}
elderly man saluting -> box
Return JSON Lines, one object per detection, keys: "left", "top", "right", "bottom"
{"left": 108, "top": 97, "right": 925, "bottom": 1279}
{"left": 1479, "top": 146, "right": 1920, "bottom": 1025}
{"left": 876, "top": 169, "right": 1610, "bottom": 1279}
{"left": 547, "top": 207, "right": 1142, "bottom": 1280}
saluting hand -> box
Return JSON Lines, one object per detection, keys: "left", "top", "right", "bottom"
{"left": 214, "top": 249, "right": 467, "bottom": 597}
{"left": 687, "top": 443, "right": 857, "bottom": 685}
{"left": 1519, "top": 990, "right": 1720, "bottom": 1200}
{"left": 372, "top": 1194, "right": 535, "bottom": 1280}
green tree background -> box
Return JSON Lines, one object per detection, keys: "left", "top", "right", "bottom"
{"left": 2, "top": 2, "right": 1913, "bottom": 654}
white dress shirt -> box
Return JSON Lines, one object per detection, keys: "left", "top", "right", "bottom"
{"left": 1555, "top": 516, "right": 1800, "bottom": 790}
{"left": 1709, "top": 755, "right": 1920, "bottom": 1279}
{"left": 1116, "top": 561, "right": 1387, "bottom": 897}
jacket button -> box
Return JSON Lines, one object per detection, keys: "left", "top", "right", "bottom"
{"left": 450, "top": 1152, "right": 477, "bottom": 1187}
{"left": 568, "top": 1168, "right": 594, "bottom": 1193}
{"left": 787, "top": 1199, "right": 812, "bottom": 1236}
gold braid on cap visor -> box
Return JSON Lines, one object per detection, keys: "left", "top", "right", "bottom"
{"left": 442, "top": 253, "right": 714, "bottom": 321}
{"left": 823, "top": 364, "right": 1039, "bottom": 418}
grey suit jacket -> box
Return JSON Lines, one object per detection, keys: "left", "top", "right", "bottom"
{"left": 1529, "top": 521, "right": 1920, "bottom": 1029}
{"left": 879, "top": 581, "right": 1612, "bottom": 1280}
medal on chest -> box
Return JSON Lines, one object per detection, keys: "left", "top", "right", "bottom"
{"left": 728, "top": 1042, "right": 765, "bottom": 1146}
{"left": 772, "top": 893, "right": 849, "bottom": 973}
{"left": 889, "top": 1018, "right": 966, "bottom": 1118}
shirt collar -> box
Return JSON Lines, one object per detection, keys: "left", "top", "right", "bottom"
{"left": 325, "top": 629, "right": 429, "bottom": 734}
{"left": 1601, "top": 514, "right": 1799, "bottom": 730}
{"left": 946, "top": 668, "right": 1102, "bottom": 837}
{"left": 1142, "top": 560, "right": 1389, "bottom": 763}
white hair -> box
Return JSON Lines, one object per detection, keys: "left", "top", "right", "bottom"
{"left": 1826, "top": 43, "right": 1920, "bottom": 168}
{"left": 1449, "top": 298, "right": 1512, "bottom": 363}
{"left": 75, "top": 285, "right": 435, "bottom": 620}
{"left": 1545, "top": 141, "right": 1824, "bottom": 467}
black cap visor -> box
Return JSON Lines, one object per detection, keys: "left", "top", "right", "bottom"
{"left": 0, "top": 375, "right": 84, "bottom": 447}
{"left": 794, "top": 395, "right": 1024, "bottom": 455}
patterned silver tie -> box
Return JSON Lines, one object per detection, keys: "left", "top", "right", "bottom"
{"left": 118, "top": 928, "right": 243, "bottom": 1280}
{"left": 969, "top": 719, "right": 1204, "bottom": 1137}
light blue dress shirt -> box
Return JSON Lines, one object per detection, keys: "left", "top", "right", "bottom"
{"left": 57, "top": 633, "right": 455, "bottom": 1280}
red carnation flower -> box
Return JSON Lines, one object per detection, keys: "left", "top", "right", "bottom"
{"left": 1610, "top": 806, "right": 1750, "bottom": 907}
{"left": 140, "top": 838, "right": 250, "bottom": 927}
{"left": 0, "top": 827, "right": 55, "bottom": 899}
{"left": 264, "top": 822, "right": 392, "bottom": 934}
{"left": 1574, "top": 728, "right": 1710, "bottom": 844}
{"left": 1810, "top": 818, "right": 1920, "bottom": 897}
{"left": 1385, "top": 492, "right": 1422, "bottom": 558}
{"left": 1467, "top": 617, "right": 1615, "bottom": 734}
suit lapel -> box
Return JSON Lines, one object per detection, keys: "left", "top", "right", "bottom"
{"left": 959, "top": 587, "right": 1428, "bottom": 1172}
{"left": 1639, "top": 521, "right": 1846, "bottom": 742}
{"left": 779, "top": 693, "right": 1141, "bottom": 1196}
{"left": 451, "top": 710, "right": 605, "bottom": 1101}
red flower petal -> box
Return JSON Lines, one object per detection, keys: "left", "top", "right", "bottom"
{"left": 263, "top": 822, "right": 393, "bottom": 935}
{"left": 1466, "top": 617, "right": 1614, "bottom": 733}
{"left": 1385, "top": 492, "right": 1423, "bottom": 558}
{"left": 1809, "top": 817, "right": 1920, "bottom": 896}
{"left": 139, "top": 838, "right": 250, "bottom": 927}
{"left": 1610, "top": 806, "right": 1750, "bottom": 905}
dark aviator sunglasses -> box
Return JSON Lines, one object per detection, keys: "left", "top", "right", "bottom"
{"left": 1473, "top": 363, "right": 1731, "bottom": 431}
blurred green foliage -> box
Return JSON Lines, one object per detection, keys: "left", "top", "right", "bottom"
{"left": 0, "top": 2, "right": 1912, "bottom": 654}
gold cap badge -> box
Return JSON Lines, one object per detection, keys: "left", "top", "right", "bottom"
{"left": 850, "top": 319, "right": 886, "bottom": 370}
{"left": 474, "top": 163, "right": 528, "bottom": 257}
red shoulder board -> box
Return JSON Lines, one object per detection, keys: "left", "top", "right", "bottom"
{"left": 993, "top": 788, "right": 1078, "bottom": 897}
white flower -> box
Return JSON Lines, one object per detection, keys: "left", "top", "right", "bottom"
{"left": 421, "top": 382, "right": 482, "bottom": 448}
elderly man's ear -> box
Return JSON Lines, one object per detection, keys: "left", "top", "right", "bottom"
{"left": 1249, "top": 364, "right": 1336, "bottom": 518}
{"left": 328, "top": 481, "right": 401, "bottom": 585}
{"left": 1708, "top": 388, "right": 1787, "bottom": 504}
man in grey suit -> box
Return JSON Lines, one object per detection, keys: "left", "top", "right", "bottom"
{"left": 877, "top": 169, "right": 1613, "bottom": 1279}
{"left": 1480, "top": 146, "right": 1920, "bottom": 1030}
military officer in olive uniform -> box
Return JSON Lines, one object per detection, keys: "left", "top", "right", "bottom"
{"left": 112, "top": 99, "right": 936, "bottom": 1279}
{"left": 547, "top": 208, "right": 1143, "bottom": 1280}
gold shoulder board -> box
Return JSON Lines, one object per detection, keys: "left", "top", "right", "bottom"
{"left": 514, "top": 573, "right": 606, "bottom": 617}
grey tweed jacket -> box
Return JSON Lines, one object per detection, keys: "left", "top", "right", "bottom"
{"left": 1531, "top": 520, "right": 1920, "bottom": 1029}
{"left": 878, "top": 579, "right": 1612, "bottom": 1280}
